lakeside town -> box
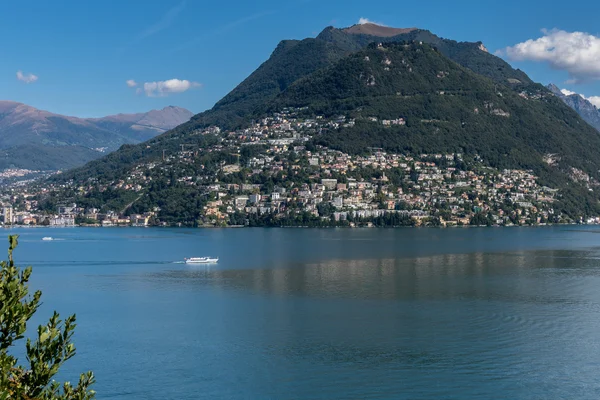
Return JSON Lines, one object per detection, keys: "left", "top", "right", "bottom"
{"left": 0, "top": 107, "right": 594, "bottom": 227}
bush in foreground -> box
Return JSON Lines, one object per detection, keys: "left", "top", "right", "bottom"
{"left": 0, "top": 235, "right": 95, "bottom": 399}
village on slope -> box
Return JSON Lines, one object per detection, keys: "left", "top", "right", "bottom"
{"left": 1, "top": 107, "right": 589, "bottom": 228}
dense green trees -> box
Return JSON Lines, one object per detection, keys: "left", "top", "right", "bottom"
{"left": 0, "top": 144, "right": 101, "bottom": 171}
{"left": 278, "top": 42, "right": 600, "bottom": 176}
{"left": 0, "top": 236, "right": 95, "bottom": 399}
{"left": 470, "top": 212, "right": 494, "bottom": 226}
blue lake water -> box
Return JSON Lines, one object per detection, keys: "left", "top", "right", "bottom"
{"left": 7, "top": 226, "right": 600, "bottom": 399}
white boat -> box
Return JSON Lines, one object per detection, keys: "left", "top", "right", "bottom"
{"left": 185, "top": 257, "right": 219, "bottom": 264}
{"left": 42, "top": 237, "right": 54, "bottom": 241}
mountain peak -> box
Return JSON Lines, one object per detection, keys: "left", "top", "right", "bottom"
{"left": 342, "top": 23, "right": 418, "bottom": 37}
{"left": 133, "top": 106, "right": 194, "bottom": 131}
{"left": 160, "top": 105, "right": 192, "bottom": 114}
{"left": 0, "top": 100, "right": 31, "bottom": 113}
{"left": 547, "top": 83, "right": 561, "bottom": 95}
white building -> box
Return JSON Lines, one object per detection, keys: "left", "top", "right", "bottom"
{"left": 2, "top": 206, "right": 13, "bottom": 225}
{"left": 50, "top": 215, "right": 75, "bottom": 226}
{"left": 321, "top": 179, "right": 338, "bottom": 190}
{"left": 333, "top": 197, "right": 344, "bottom": 208}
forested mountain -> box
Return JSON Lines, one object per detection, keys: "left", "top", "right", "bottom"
{"left": 275, "top": 42, "right": 594, "bottom": 168}
{"left": 56, "top": 23, "right": 541, "bottom": 182}
{"left": 270, "top": 42, "right": 600, "bottom": 215}
{"left": 189, "top": 23, "right": 533, "bottom": 131}
{"left": 42, "top": 24, "right": 600, "bottom": 220}
{"left": 0, "top": 102, "right": 192, "bottom": 170}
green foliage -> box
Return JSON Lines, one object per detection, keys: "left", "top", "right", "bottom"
{"left": 361, "top": 213, "right": 416, "bottom": 227}
{"left": 291, "top": 43, "right": 594, "bottom": 168}
{"left": 317, "top": 27, "right": 533, "bottom": 86}
{"left": 55, "top": 132, "right": 220, "bottom": 185}
{"left": 128, "top": 182, "right": 207, "bottom": 226}
{"left": 470, "top": 212, "right": 494, "bottom": 226}
{"left": 196, "top": 38, "right": 349, "bottom": 130}
{"left": 74, "top": 216, "right": 98, "bottom": 225}
{"left": 0, "top": 144, "right": 102, "bottom": 171}
{"left": 0, "top": 236, "right": 95, "bottom": 400}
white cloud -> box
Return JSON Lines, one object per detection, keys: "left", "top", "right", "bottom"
{"left": 501, "top": 29, "right": 600, "bottom": 83}
{"left": 140, "top": 78, "right": 201, "bottom": 97}
{"left": 16, "top": 70, "right": 38, "bottom": 84}
{"left": 358, "top": 17, "right": 387, "bottom": 26}
{"left": 126, "top": 79, "right": 138, "bottom": 88}
{"left": 587, "top": 96, "right": 600, "bottom": 108}
{"left": 559, "top": 88, "right": 600, "bottom": 108}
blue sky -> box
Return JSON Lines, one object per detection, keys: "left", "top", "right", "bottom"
{"left": 2, "top": 0, "right": 600, "bottom": 117}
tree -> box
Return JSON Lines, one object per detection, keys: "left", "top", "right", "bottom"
{"left": 0, "top": 235, "right": 95, "bottom": 400}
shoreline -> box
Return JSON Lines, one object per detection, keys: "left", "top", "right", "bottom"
{"left": 0, "top": 222, "right": 585, "bottom": 229}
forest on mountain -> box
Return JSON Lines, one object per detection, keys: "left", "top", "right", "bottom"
{"left": 43, "top": 25, "right": 600, "bottom": 221}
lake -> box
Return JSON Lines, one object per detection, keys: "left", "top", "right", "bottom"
{"left": 7, "top": 226, "right": 600, "bottom": 399}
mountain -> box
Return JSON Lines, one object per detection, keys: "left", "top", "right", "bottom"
{"left": 57, "top": 23, "right": 539, "bottom": 181}
{"left": 44, "top": 24, "right": 600, "bottom": 220}
{"left": 272, "top": 43, "right": 600, "bottom": 203}
{"left": 546, "top": 84, "right": 600, "bottom": 132}
{"left": 88, "top": 106, "right": 194, "bottom": 141}
{"left": 0, "top": 103, "right": 192, "bottom": 170}
{"left": 187, "top": 23, "right": 533, "bottom": 132}
{"left": 317, "top": 24, "right": 532, "bottom": 85}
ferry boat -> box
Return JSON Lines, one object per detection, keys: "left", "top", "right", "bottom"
{"left": 42, "top": 237, "right": 54, "bottom": 241}
{"left": 185, "top": 257, "right": 219, "bottom": 264}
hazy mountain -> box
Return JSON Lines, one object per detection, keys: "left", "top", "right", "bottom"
{"left": 89, "top": 106, "right": 194, "bottom": 141}
{"left": 0, "top": 102, "right": 192, "bottom": 170}
{"left": 547, "top": 84, "right": 600, "bottom": 132}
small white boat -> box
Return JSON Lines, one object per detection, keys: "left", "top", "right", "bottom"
{"left": 42, "top": 237, "right": 54, "bottom": 241}
{"left": 185, "top": 257, "right": 219, "bottom": 264}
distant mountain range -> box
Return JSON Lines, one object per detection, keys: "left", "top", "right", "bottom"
{"left": 546, "top": 84, "right": 600, "bottom": 132}
{"left": 0, "top": 102, "right": 193, "bottom": 170}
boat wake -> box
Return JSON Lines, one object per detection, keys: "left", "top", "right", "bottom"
{"left": 23, "top": 260, "right": 185, "bottom": 267}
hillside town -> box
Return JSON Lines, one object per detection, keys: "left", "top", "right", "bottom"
{"left": 0, "top": 108, "right": 583, "bottom": 227}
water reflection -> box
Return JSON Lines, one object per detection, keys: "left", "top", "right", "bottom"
{"left": 164, "top": 249, "right": 600, "bottom": 304}
{"left": 24, "top": 228, "right": 600, "bottom": 399}
{"left": 163, "top": 249, "right": 600, "bottom": 399}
